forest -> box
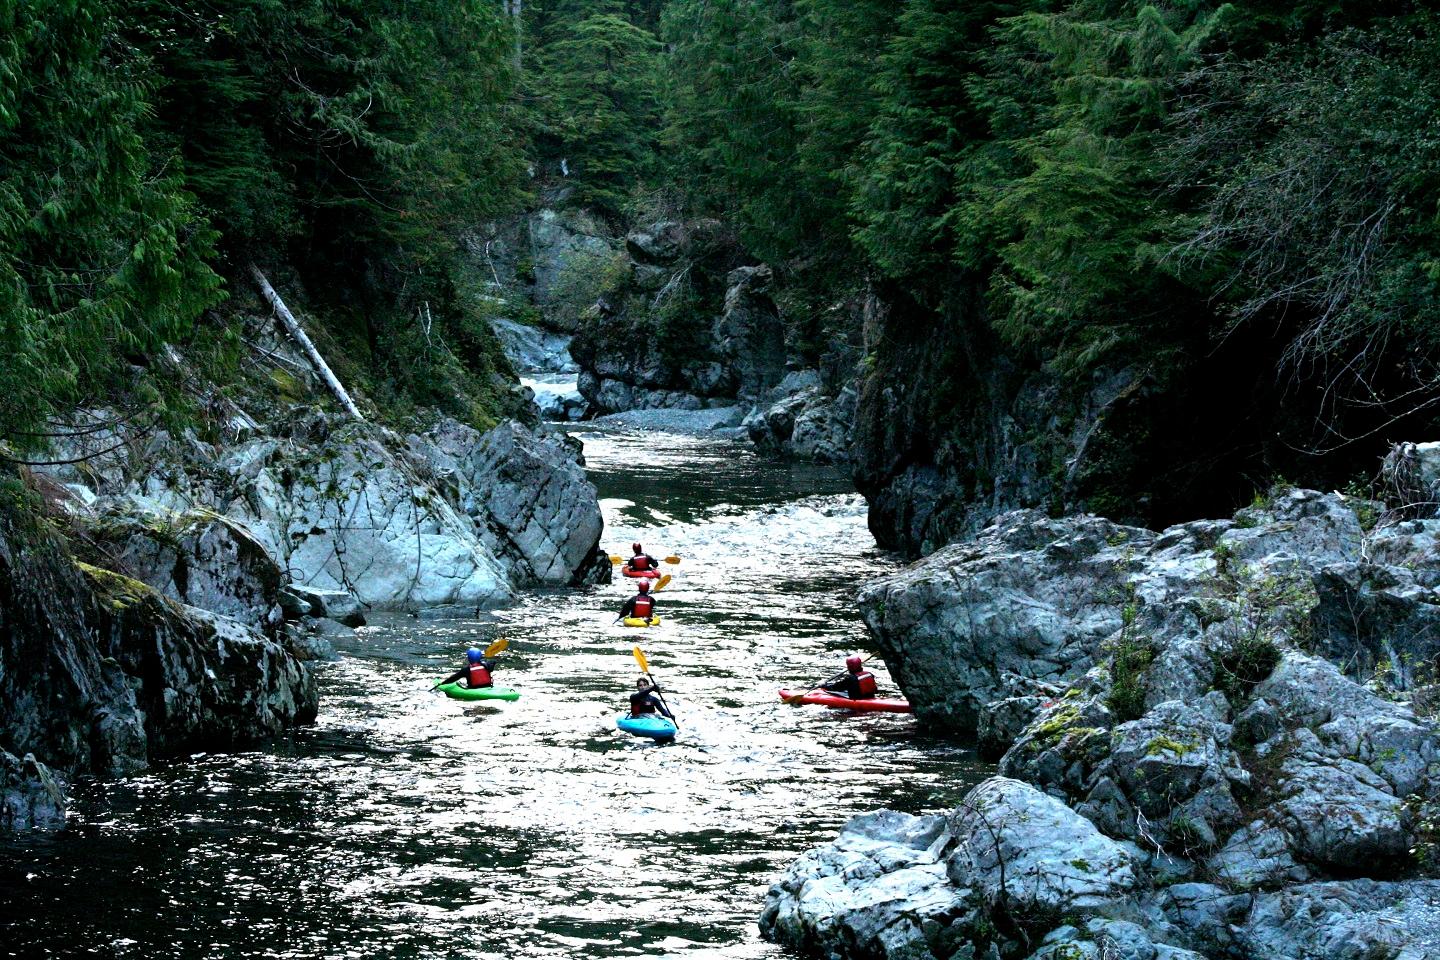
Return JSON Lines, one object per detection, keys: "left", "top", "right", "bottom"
{"left": 3, "top": 0, "right": 1437, "bottom": 501}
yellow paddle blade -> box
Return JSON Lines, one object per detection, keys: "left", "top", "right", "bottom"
{"left": 632, "top": 644, "right": 650, "bottom": 674}
{"left": 782, "top": 692, "right": 809, "bottom": 705}
{"left": 664, "top": 555, "right": 681, "bottom": 565}
{"left": 483, "top": 637, "right": 509, "bottom": 658}
{"left": 610, "top": 555, "right": 623, "bottom": 564}
{"left": 654, "top": 574, "right": 673, "bottom": 592}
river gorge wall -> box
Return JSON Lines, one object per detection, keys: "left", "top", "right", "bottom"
{"left": 2, "top": 283, "right": 610, "bottom": 831}
{"left": 762, "top": 477, "right": 1440, "bottom": 959}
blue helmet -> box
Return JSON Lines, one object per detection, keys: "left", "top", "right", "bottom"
{"left": 467, "top": 647, "right": 484, "bottom": 663}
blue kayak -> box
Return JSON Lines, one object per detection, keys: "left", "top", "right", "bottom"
{"left": 616, "top": 714, "right": 678, "bottom": 741}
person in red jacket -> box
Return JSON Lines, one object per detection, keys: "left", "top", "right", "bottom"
{"left": 617, "top": 579, "right": 657, "bottom": 622}
{"left": 822, "top": 656, "right": 879, "bottom": 700}
{"left": 624, "top": 542, "right": 660, "bottom": 576}
{"left": 438, "top": 647, "right": 497, "bottom": 689}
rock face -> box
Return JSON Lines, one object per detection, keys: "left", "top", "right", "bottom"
{"left": 769, "top": 484, "right": 1440, "bottom": 959}
{"left": 415, "top": 419, "right": 606, "bottom": 585}
{"left": 744, "top": 365, "right": 860, "bottom": 464}
{"left": 0, "top": 488, "right": 316, "bottom": 830}
{"left": 465, "top": 207, "right": 622, "bottom": 332}
{"left": 489, "top": 316, "right": 578, "bottom": 374}
{"left": 569, "top": 219, "right": 794, "bottom": 413}
{"left": 42, "top": 406, "right": 606, "bottom": 612}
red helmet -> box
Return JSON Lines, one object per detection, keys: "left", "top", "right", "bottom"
{"left": 632, "top": 542, "right": 643, "bottom": 554}
{"left": 637, "top": 580, "right": 651, "bottom": 594}
{"left": 846, "top": 655, "right": 863, "bottom": 672}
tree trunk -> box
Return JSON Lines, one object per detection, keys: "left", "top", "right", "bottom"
{"left": 506, "top": 0, "right": 523, "bottom": 71}
{"left": 248, "top": 264, "right": 364, "bottom": 421}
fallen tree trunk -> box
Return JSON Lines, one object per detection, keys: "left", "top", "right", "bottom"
{"left": 248, "top": 264, "right": 364, "bottom": 421}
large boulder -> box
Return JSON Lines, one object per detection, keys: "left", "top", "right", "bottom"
{"left": 90, "top": 508, "right": 283, "bottom": 631}
{"left": 713, "top": 265, "right": 786, "bottom": 401}
{"left": 790, "top": 481, "right": 1440, "bottom": 960}
{"left": 0, "top": 493, "right": 315, "bottom": 830}
{"left": 761, "top": 778, "right": 1138, "bottom": 960}
{"left": 947, "top": 777, "right": 1136, "bottom": 918}
{"left": 417, "top": 420, "right": 606, "bottom": 586}
{"left": 489, "top": 316, "right": 577, "bottom": 374}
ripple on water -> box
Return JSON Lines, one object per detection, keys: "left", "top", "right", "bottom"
{"left": 0, "top": 425, "right": 988, "bottom": 959}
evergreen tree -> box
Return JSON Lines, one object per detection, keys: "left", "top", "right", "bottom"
{"left": 529, "top": 0, "right": 662, "bottom": 214}
{"left": 0, "top": 0, "right": 221, "bottom": 444}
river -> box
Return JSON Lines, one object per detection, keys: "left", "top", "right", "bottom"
{"left": 1, "top": 425, "right": 987, "bottom": 959}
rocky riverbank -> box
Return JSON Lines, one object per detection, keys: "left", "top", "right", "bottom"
{"left": 762, "top": 477, "right": 1440, "bottom": 958}
{"left": 2, "top": 287, "right": 610, "bottom": 832}
{"left": 0, "top": 481, "right": 317, "bottom": 831}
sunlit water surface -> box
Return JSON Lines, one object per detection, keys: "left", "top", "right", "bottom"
{"left": 1, "top": 426, "right": 987, "bottom": 959}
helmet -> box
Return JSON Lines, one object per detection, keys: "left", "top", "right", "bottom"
{"left": 846, "top": 655, "right": 863, "bottom": 672}
{"left": 632, "top": 542, "right": 643, "bottom": 554}
{"left": 637, "top": 580, "right": 651, "bottom": 594}
{"left": 467, "top": 647, "right": 484, "bottom": 663}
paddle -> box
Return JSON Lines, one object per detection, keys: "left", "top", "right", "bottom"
{"left": 432, "top": 637, "right": 509, "bottom": 690}
{"left": 610, "top": 554, "right": 683, "bottom": 565}
{"left": 782, "top": 656, "right": 868, "bottom": 705}
{"left": 632, "top": 644, "right": 678, "bottom": 729}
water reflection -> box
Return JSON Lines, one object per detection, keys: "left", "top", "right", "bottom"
{"left": 1, "top": 425, "right": 987, "bottom": 959}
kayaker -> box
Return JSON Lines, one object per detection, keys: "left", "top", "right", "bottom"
{"left": 629, "top": 676, "right": 673, "bottom": 719}
{"left": 617, "top": 579, "right": 657, "bottom": 622}
{"left": 438, "top": 647, "right": 497, "bottom": 689}
{"left": 821, "top": 656, "right": 879, "bottom": 700}
{"left": 624, "top": 542, "right": 660, "bottom": 576}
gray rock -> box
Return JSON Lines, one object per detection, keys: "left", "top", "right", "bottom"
{"left": 490, "top": 316, "right": 577, "bottom": 374}
{"left": 1, "top": 503, "right": 315, "bottom": 829}
{"left": 1205, "top": 820, "right": 1310, "bottom": 891}
{"left": 93, "top": 508, "right": 283, "bottom": 630}
{"left": 286, "top": 584, "right": 366, "bottom": 627}
{"left": 1236, "top": 880, "right": 1440, "bottom": 959}
{"left": 1311, "top": 560, "right": 1440, "bottom": 689}
{"left": 444, "top": 420, "right": 605, "bottom": 586}
{"left": 714, "top": 265, "right": 785, "bottom": 401}
{"left": 1273, "top": 748, "right": 1412, "bottom": 872}
{"left": 0, "top": 751, "right": 67, "bottom": 831}
{"left": 859, "top": 510, "right": 1146, "bottom": 732}
{"left": 948, "top": 777, "right": 1136, "bottom": 917}
{"left": 759, "top": 808, "right": 975, "bottom": 960}
{"left": 746, "top": 374, "right": 856, "bottom": 464}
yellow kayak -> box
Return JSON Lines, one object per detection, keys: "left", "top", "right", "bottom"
{"left": 622, "top": 616, "right": 662, "bottom": 628}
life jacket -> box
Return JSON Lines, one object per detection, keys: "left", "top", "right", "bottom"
{"left": 854, "top": 671, "right": 878, "bottom": 698}
{"left": 630, "top": 554, "right": 652, "bottom": 571}
{"left": 632, "top": 595, "right": 654, "bottom": 619}
{"left": 467, "top": 662, "right": 493, "bottom": 688}
{"left": 630, "top": 689, "right": 658, "bottom": 715}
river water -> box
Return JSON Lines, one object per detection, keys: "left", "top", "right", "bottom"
{"left": 2, "top": 426, "right": 986, "bottom": 959}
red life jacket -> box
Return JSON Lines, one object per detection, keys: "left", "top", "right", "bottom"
{"left": 633, "top": 595, "right": 654, "bottom": 619}
{"left": 467, "top": 662, "right": 492, "bottom": 688}
{"left": 855, "top": 671, "right": 878, "bottom": 698}
{"left": 631, "top": 554, "right": 652, "bottom": 571}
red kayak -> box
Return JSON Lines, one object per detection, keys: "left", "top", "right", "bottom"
{"left": 621, "top": 567, "right": 661, "bottom": 579}
{"left": 778, "top": 689, "right": 913, "bottom": 713}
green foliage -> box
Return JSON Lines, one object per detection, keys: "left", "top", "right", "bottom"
{"left": 0, "top": 0, "right": 222, "bottom": 444}
{"left": 1172, "top": 13, "right": 1440, "bottom": 388}
{"left": 1213, "top": 631, "right": 1281, "bottom": 703}
{"left": 530, "top": 0, "right": 662, "bottom": 214}
{"left": 1106, "top": 588, "right": 1154, "bottom": 722}
{"left": 1, "top": 0, "right": 529, "bottom": 440}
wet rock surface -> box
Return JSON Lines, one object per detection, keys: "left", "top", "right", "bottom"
{"left": 42, "top": 407, "right": 605, "bottom": 611}
{"left": 0, "top": 492, "right": 316, "bottom": 831}
{"left": 768, "top": 484, "right": 1440, "bottom": 959}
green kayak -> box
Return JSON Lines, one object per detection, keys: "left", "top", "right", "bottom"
{"left": 435, "top": 679, "right": 521, "bottom": 702}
